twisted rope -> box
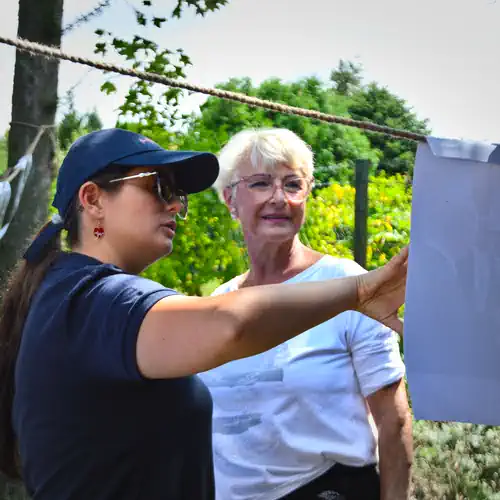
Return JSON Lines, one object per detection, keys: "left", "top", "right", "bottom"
{"left": 0, "top": 35, "right": 427, "bottom": 143}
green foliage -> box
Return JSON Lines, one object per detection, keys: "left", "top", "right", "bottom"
{"left": 330, "top": 59, "right": 363, "bottom": 96}
{"left": 177, "top": 76, "right": 379, "bottom": 185}
{"left": 94, "top": 0, "right": 228, "bottom": 127}
{"left": 412, "top": 421, "right": 500, "bottom": 499}
{"left": 301, "top": 173, "right": 411, "bottom": 268}
{"left": 348, "top": 82, "right": 430, "bottom": 176}
{"left": 141, "top": 188, "right": 247, "bottom": 296}
{"left": 57, "top": 99, "right": 103, "bottom": 151}
{"left": 174, "top": 66, "right": 429, "bottom": 184}
{"left": 0, "top": 135, "right": 7, "bottom": 175}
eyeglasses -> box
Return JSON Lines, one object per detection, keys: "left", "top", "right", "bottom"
{"left": 109, "top": 171, "right": 188, "bottom": 219}
{"left": 229, "top": 173, "right": 313, "bottom": 203}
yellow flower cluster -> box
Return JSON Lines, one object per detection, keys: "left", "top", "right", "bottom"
{"left": 301, "top": 174, "right": 411, "bottom": 270}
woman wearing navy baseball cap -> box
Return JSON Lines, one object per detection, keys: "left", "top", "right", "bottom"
{"left": 0, "top": 128, "right": 408, "bottom": 499}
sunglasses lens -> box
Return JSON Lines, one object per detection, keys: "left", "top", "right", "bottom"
{"left": 177, "top": 195, "right": 188, "bottom": 220}
{"left": 157, "top": 177, "right": 188, "bottom": 219}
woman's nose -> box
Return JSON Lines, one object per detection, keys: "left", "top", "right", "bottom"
{"left": 269, "top": 183, "right": 287, "bottom": 204}
{"left": 166, "top": 196, "right": 182, "bottom": 215}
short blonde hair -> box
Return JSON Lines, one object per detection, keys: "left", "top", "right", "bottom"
{"left": 213, "top": 128, "right": 314, "bottom": 200}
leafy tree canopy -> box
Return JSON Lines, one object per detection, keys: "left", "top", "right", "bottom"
{"left": 91, "top": 0, "right": 228, "bottom": 126}
{"left": 167, "top": 62, "right": 430, "bottom": 183}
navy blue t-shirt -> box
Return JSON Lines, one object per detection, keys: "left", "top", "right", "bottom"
{"left": 13, "top": 252, "right": 214, "bottom": 500}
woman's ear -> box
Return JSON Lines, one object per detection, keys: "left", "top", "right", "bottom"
{"left": 223, "top": 186, "right": 238, "bottom": 220}
{"left": 78, "top": 182, "right": 105, "bottom": 219}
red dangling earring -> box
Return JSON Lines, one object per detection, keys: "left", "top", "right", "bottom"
{"left": 93, "top": 221, "right": 104, "bottom": 239}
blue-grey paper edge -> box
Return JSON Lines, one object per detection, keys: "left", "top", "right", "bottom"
{"left": 422, "top": 136, "right": 500, "bottom": 165}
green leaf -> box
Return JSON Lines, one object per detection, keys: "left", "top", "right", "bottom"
{"left": 179, "top": 53, "right": 191, "bottom": 65}
{"left": 94, "top": 0, "right": 230, "bottom": 128}
{"left": 135, "top": 10, "right": 147, "bottom": 26}
{"left": 100, "top": 81, "right": 117, "bottom": 94}
{"left": 153, "top": 17, "right": 166, "bottom": 27}
{"left": 94, "top": 42, "right": 107, "bottom": 55}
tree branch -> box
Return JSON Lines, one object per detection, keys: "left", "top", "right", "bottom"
{"left": 63, "top": 0, "right": 112, "bottom": 35}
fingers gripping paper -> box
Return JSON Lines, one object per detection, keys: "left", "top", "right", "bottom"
{"left": 404, "top": 137, "right": 500, "bottom": 425}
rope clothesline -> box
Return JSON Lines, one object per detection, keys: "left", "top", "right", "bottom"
{"left": 0, "top": 35, "right": 428, "bottom": 144}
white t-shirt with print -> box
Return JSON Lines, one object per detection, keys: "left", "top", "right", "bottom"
{"left": 198, "top": 255, "right": 405, "bottom": 500}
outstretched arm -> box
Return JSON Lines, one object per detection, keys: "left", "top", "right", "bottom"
{"left": 137, "top": 247, "right": 409, "bottom": 379}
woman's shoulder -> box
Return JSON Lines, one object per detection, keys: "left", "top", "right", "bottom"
{"left": 211, "top": 255, "right": 368, "bottom": 293}
{"left": 210, "top": 274, "right": 245, "bottom": 296}
{"left": 51, "top": 252, "right": 177, "bottom": 298}
{"left": 306, "top": 254, "right": 368, "bottom": 280}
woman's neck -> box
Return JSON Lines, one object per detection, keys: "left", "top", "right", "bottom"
{"left": 241, "top": 236, "right": 323, "bottom": 288}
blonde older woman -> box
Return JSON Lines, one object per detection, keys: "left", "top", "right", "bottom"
{"left": 199, "top": 128, "right": 412, "bottom": 500}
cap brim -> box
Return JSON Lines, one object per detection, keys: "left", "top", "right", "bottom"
{"left": 113, "top": 150, "right": 219, "bottom": 194}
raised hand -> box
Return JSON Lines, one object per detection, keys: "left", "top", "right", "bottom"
{"left": 355, "top": 246, "right": 409, "bottom": 335}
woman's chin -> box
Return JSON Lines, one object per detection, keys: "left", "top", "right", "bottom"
{"left": 144, "top": 239, "right": 174, "bottom": 264}
{"left": 255, "top": 226, "right": 298, "bottom": 242}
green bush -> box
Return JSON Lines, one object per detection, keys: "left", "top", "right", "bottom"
{"left": 141, "top": 173, "right": 413, "bottom": 297}
{"left": 412, "top": 421, "right": 500, "bottom": 499}
{"left": 141, "top": 188, "right": 248, "bottom": 296}
{"left": 301, "top": 172, "right": 411, "bottom": 267}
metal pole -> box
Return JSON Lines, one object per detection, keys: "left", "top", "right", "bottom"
{"left": 354, "top": 159, "right": 369, "bottom": 268}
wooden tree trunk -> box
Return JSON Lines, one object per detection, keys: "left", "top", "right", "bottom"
{"left": 0, "top": 0, "right": 63, "bottom": 288}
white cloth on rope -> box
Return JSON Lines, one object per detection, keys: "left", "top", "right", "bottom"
{"left": 0, "top": 154, "right": 33, "bottom": 241}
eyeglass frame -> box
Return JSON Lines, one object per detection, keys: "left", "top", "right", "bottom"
{"left": 108, "top": 171, "right": 189, "bottom": 219}
{"left": 228, "top": 173, "right": 314, "bottom": 203}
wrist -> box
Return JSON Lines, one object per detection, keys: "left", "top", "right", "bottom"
{"left": 333, "top": 276, "right": 359, "bottom": 312}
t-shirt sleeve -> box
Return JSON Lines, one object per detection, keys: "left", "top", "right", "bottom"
{"left": 336, "top": 258, "right": 406, "bottom": 397}
{"left": 210, "top": 277, "right": 240, "bottom": 296}
{"left": 69, "top": 270, "right": 178, "bottom": 381}
{"left": 345, "top": 311, "right": 405, "bottom": 397}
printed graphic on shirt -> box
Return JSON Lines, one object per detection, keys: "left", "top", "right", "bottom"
{"left": 317, "top": 491, "right": 345, "bottom": 500}
{"left": 205, "top": 345, "right": 289, "bottom": 435}
{"left": 212, "top": 414, "right": 262, "bottom": 434}
{"left": 206, "top": 367, "right": 284, "bottom": 388}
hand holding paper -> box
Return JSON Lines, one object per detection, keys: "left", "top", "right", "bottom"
{"left": 356, "top": 246, "right": 408, "bottom": 335}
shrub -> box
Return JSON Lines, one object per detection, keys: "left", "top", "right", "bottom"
{"left": 142, "top": 188, "right": 248, "bottom": 296}
{"left": 301, "top": 172, "right": 411, "bottom": 267}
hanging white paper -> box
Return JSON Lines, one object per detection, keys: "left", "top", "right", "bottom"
{"left": 0, "top": 181, "right": 11, "bottom": 230}
{"left": 10, "top": 154, "right": 33, "bottom": 216}
{"left": 404, "top": 136, "right": 500, "bottom": 425}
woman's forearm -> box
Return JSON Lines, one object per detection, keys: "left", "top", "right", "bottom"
{"left": 214, "top": 276, "right": 358, "bottom": 362}
{"left": 138, "top": 276, "right": 359, "bottom": 378}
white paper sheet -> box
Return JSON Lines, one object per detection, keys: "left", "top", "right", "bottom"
{"left": 0, "top": 154, "right": 33, "bottom": 242}
{"left": 0, "top": 181, "right": 11, "bottom": 229}
{"left": 404, "top": 137, "right": 500, "bottom": 425}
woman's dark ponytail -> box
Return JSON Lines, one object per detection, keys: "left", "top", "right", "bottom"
{"left": 0, "top": 225, "right": 62, "bottom": 479}
{"left": 0, "top": 164, "right": 128, "bottom": 479}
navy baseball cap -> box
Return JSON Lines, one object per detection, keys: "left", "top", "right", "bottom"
{"left": 24, "top": 128, "right": 219, "bottom": 263}
{"left": 53, "top": 128, "right": 219, "bottom": 218}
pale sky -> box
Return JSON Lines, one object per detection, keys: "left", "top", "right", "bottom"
{"left": 0, "top": 0, "right": 499, "bottom": 143}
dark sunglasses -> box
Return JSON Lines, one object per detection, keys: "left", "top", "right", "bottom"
{"left": 109, "top": 171, "right": 188, "bottom": 219}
